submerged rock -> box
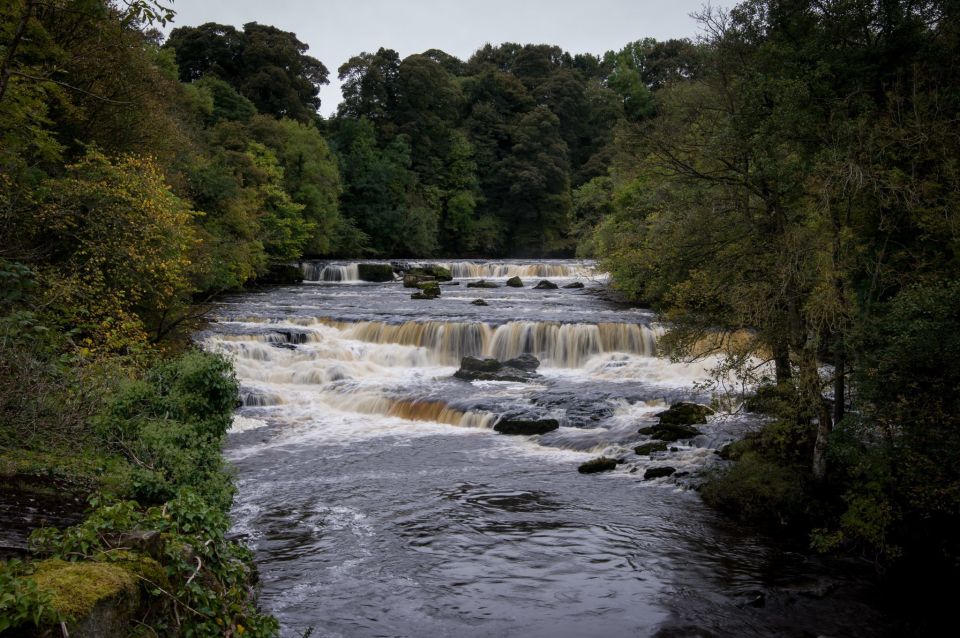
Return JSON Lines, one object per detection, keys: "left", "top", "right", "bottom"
{"left": 634, "top": 441, "right": 669, "bottom": 455}
{"left": 453, "top": 355, "right": 541, "bottom": 382}
{"left": 494, "top": 417, "right": 559, "bottom": 435}
{"left": 506, "top": 276, "right": 524, "bottom": 287}
{"left": 467, "top": 279, "right": 499, "bottom": 288}
{"left": 562, "top": 281, "right": 584, "bottom": 289}
{"left": 638, "top": 422, "right": 702, "bottom": 441}
{"left": 357, "top": 263, "right": 395, "bottom": 282}
{"left": 533, "top": 279, "right": 559, "bottom": 289}
{"left": 656, "top": 402, "right": 714, "bottom": 426}
{"left": 578, "top": 457, "right": 618, "bottom": 474}
{"left": 470, "top": 298, "right": 489, "bottom": 306}
{"left": 644, "top": 466, "right": 676, "bottom": 480}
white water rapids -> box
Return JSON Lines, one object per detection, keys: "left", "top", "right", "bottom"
{"left": 203, "top": 259, "right": 889, "bottom": 637}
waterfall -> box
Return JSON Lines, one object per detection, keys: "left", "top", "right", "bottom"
{"left": 320, "top": 393, "right": 495, "bottom": 429}
{"left": 436, "top": 261, "right": 593, "bottom": 278}
{"left": 311, "top": 319, "right": 658, "bottom": 367}
{"left": 301, "top": 263, "right": 361, "bottom": 282}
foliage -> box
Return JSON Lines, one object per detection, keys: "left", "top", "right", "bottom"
{"left": 0, "top": 560, "right": 60, "bottom": 632}
{"left": 30, "top": 491, "right": 279, "bottom": 637}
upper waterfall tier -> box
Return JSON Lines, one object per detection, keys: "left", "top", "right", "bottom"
{"left": 299, "top": 259, "right": 600, "bottom": 282}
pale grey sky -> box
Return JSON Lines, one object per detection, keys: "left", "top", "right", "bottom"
{"left": 163, "top": 0, "right": 716, "bottom": 116}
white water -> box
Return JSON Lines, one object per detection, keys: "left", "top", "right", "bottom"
{"left": 205, "top": 260, "right": 885, "bottom": 638}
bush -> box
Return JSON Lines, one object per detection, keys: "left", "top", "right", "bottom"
{"left": 701, "top": 451, "right": 809, "bottom": 529}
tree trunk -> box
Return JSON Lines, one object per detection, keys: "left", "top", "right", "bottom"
{"left": 0, "top": 0, "right": 37, "bottom": 104}
{"left": 773, "top": 339, "right": 792, "bottom": 384}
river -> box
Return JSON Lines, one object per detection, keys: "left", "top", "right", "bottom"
{"left": 200, "top": 259, "right": 889, "bottom": 638}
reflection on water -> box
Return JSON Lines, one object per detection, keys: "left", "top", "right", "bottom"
{"left": 208, "top": 260, "right": 891, "bottom": 637}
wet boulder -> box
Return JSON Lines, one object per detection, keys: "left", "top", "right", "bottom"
{"left": 358, "top": 263, "right": 395, "bottom": 282}
{"left": 467, "top": 279, "right": 498, "bottom": 288}
{"left": 470, "top": 298, "right": 489, "bottom": 306}
{"left": 562, "top": 281, "right": 584, "bottom": 289}
{"left": 411, "top": 282, "right": 441, "bottom": 299}
{"left": 578, "top": 457, "right": 618, "bottom": 474}
{"left": 634, "top": 441, "right": 669, "bottom": 455}
{"left": 503, "top": 353, "right": 540, "bottom": 372}
{"left": 644, "top": 466, "right": 676, "bottom": 480}
{"left": 403, "top": 273, "right": 435, "bottom": 288}
{"left": 453, "top": 355, "right": 541, "bottom": 382}
{"left": 656, "top": 402, "right": 714, "bottom": 426}
{"left": 494, "top": 417, "right": 559, "bottom": 435}
{"left": 506, "top": 276, "right": 524, "bottom": 287}
{"left": 533, "top": 280, "right": 558, "bottom": 289}
{"left": 637, "top": 422, "right": 702, "bottom": 441}
{"left": 406, "top": 265, "right": 452, "bottom": 281}
{"left": 258, "top": 264, "right": 304, "bottom": 285}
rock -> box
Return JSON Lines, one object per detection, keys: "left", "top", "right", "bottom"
{"left": 503, "top": 353, "right": 540, "bottom": 371}
{"left": 533, "top": 279, "right": 559, "bottom": 289}
{"left": 467, "top": 279, "right": 499, "bottom": 288}
{"left": 411, "top": 281, "right": 441, "bottom": 299}
{"left": 406, "top": 265, "right": 452, "bottom": 281}
{"left": 634, "top": 441, "right": 669, "bottom": 455}
{"left": 358, "top": 263, "right": 395, "bottom": 282}
{"left": 403, "top": 273, "right": 435, "bottom": 288}
{"left": 441, "top": 281, "right": 460, "bottom": 286}
{"left": 457, "top": 356, "right": 502, "bottom": 373}
{"left": 471, "top": 298, "right": 489, "bottom": 306}
{"left": 644, "top": 466, "right": 676, "bottom": 480}
{"left": 655, "top": 402, "right": 714, "bottom": 426}
{"left": 33, "top": 559, "right": 139, "bottom": 638}
{"left": 578, "top": 457, "right": 618, "bottom": 474}
{"left": 638, "top": 422, "right": 702, "bottom": 441}
{"left": 506, "top": 276, "right": 524, "bottom": 287}
{"left": 562, "top": 281, "right": 585, "bottom": 289}
{"left": 453, "top": 355, "right": 541, "bottom": 382}
{"left": 494, "top": 417, "right": 559, "bottom": 435}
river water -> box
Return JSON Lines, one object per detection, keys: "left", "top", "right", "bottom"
{"left": 201, "top": 260, "right": 890, "bottom": 638}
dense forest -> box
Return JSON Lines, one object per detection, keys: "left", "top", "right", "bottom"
{"left": 1, "top": 0, "right": 959, "bottom": 634}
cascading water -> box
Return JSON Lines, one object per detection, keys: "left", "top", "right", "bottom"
{"left": 204, "top": 258, "right": 890, "bottom": 638}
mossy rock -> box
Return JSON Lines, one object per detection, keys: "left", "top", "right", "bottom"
{"left": 635, "top": 441, "right": 669, "bottom": 455}
{"left": 407, "top": 265, "right": 452, "bottom": 281}
{"left": 506, "top": 276, "right": 523, "bottom": 287}
{"left": 411, "top": 281, "right": 440, "bottom": 299}
{"left": 562, "top": 281, "right": 584, "bottom": 289}
{"left": 357, "top": 263, "right": 395, "bottom": 282}
{"left": 470, "top": 298, "right": 488, "bottom": 306}
{"left": 578, "top": 457, "right": 617, "bottom": 474}
{"left": 403, "top": 273, "right": 435, "bottom": 288}
{"left": 644, "top": 466, "right": 677, "bottom": 480}
{"left": 33, "top": 559, "right": 139, "bottom": 636}
{"left": 533, "top": 280, "right": 559, "bottom": 289}
{"left": 467, "top": 279, "right": 498, "bottom": 288}
{"left": 655, "top": 402, "right": 714, "bottom": 426}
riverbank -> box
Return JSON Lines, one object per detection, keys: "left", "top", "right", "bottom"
{"left": 0, "top": 351, "right": 278, "bottom": 637}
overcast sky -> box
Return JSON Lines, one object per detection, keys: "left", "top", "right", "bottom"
{"left": 163, "top": 0, "right": 717, "bottom": 116}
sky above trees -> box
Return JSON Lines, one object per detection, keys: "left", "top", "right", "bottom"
{"left": 163, "top": 0, "right": 716, "bottom": 115}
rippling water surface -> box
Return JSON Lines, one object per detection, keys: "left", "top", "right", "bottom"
{"left": 203, "top": 260, "right": 889, "bottom": 637}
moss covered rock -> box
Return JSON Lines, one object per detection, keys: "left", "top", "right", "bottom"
{"left": 33, "top": 559, "right": 139, "bottom": 637}
{"left": 411, "top": 281, "right": 441, "bottom": 299}
{"left": 358, "top": 263, "right": 395, "bottom": 282}
{"left": 562, "top": 281, "right": 584, "bottom": 289}
{"left": 506, "top": 276, "right": 524, "bottom": 287}
{"left": 638, "top": 422, "right": 703, "bottom": 441}
{"left": 467, "top": 279, "right": 498, "bottom": 288}
{"left": 403, "top": 273, "right": 435, "bottom": 288}
{"left": 655, "top": 402, "right": 713, "bottom": 426}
